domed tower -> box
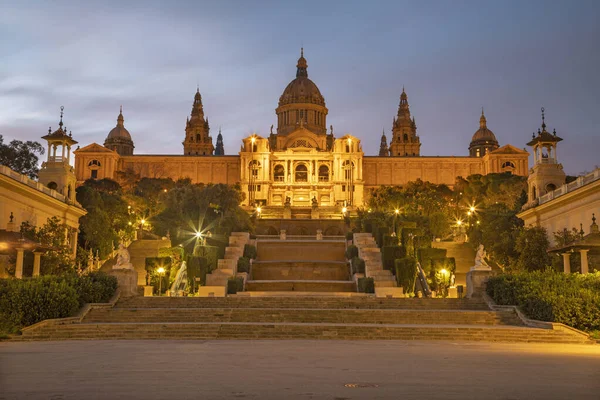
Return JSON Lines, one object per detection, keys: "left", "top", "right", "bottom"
{"left": 273, "top": 48, "right": 330, "bottom": 150}
{"left": 183, "top": 88, "right": 214, "bottom": 156}
{"left": 525, "top": 108, "right": 565, "bottom": 206}
{"left": 469, "top": 108, "right": 499, "bottom": 157}
{"left": 104, "top": 106, "right": 134, "bottom": 156}
{"left": 389, "top": 88, "right": 421, "bottom": 156}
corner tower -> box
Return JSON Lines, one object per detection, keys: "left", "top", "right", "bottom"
{"left": 389, "top": 88, "right": 421, "bottom": 156}
{"left": 183, "top": 88, "right": 214, "bottom": 155}
{"left": 38, "top": 106, "right": 78, "bottom": 202}
{"left": 525, "top": 108, "right": 566, "bottom": 206}
{"left": 104, "top": 106, "right": 134, "bottom": 156}
{"left": 272, "top": 49, "right": 330, "bottom": 150}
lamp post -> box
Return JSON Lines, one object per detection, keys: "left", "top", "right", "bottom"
{"left": 157, "top": 266, "right": 165, "bottom": 296}
{"left": 140, "top": 219, "right": 146, "bottom": 240}
{"left": 393, "top": 209, "right": 400, "bottom": 237}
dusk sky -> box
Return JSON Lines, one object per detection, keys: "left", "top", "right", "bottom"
{"left": 1, "top": 0, "right": 598, "bottom": 175}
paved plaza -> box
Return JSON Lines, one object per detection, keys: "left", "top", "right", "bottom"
{"left": 1, "top": 340, "right": 599, "bottom": 400}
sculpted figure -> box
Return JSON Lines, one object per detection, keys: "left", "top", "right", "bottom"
{"left": 474, "top": 244, "right": 489, "bottom": 268}
{"left": 113, "top": 243, "right": 134, "bottom": 270}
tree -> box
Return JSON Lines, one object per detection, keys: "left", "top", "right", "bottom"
{"left": 0, "top": 135, "right": 45, "bottom": 179}
{"left": 20, "top": 217, "right": 74, "bottom": 275}
{"left": 515, "top": 226, "right": 551, "bottom": 271}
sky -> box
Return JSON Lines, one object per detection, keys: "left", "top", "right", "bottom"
{"left": 0, "top": 0, "right": 598, "bottom": 175}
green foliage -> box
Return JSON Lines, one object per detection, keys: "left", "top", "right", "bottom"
{"left": 187, "top": 256, "right": 210, "bottom": 286}
{"left": 395, "top": 257, "right": 417, "bottom": 294}
{"left": 351, "top": 257, "right": 365, "bottom": 275}
{"left": 0, "top": 135, "right": 45, "bottom": 179}
{"left": 417, "top": 248, "right": 447, "bottom": 275}
{"left": 514, "top": 226, "right": 551, "bottom": 271}
{"left": 345, "top": 245, "right": 359, "bottom": 260}
{"left": 237, "top": 257, "right": 251, "bottom": 274}
{"left": 375, "top": 226, "right": 389, "bottom": 247}
{"left": 194, "top": 245, "right": 220, "bottom": 271}
{"left": 382, "top": 246, "right": 406, "bottom": 270}
{"left": 0, "top": 273, "right": 117, "bottom": 332}
{"left": 243, "top": 244, "right": 257, "bottom": 260}
{"left": 20, "top": 217, "right": 75, "bottom": 275}
{"left": 227, "top": 276, "right": 244, "bottom": 294}
{"left": 486, "top": 271, "right": 600, "bottom": 332}
{"left": 145, "top": 257, "right": 172, "bottom": 294}
{"left": 346, "top": 231, "right": 354, "bottom": 241}
{"left": 429, "top": 212, "right": 451, "bottom": 239}
{"left": 383, "top": 235, "right": 399, "bottom": 247}
{"left": 357, "top": 277, "right": 375, "bottom": 293}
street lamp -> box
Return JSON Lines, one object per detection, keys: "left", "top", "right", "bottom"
{"left": 140, "top": 219, "right": 146, "bottom": 239}
{"left": 342, "top": 206, "right": 347, "bottom": 216}
{"left": 156, "top": 266, "right": 166, "bottom": 296}
{"left": 256, "top": 206, "right": 262, "bottom": 219}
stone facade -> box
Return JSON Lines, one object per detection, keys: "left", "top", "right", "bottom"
{"left": 73, "top": 50, "right": 529, "bottom": 208}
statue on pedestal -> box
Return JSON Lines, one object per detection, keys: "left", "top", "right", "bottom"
{"left": 311, "top": 196, "right": 318, "bottom": 209}
{"left": 472, "top": 244, "right": 491, "bottom": 271}
{"left": 284, "top": 196, "right": 291, "bottom": 207}
{"left": 113, "top": 243, "right": 134, "bottom": 270}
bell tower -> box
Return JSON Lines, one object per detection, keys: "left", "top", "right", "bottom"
{"left": 183, "top": 88, "right": 214, "bottom": 155}
{"left": 525, "top": 107, "right": 566, "bottom": 206}
{"left": 389, "top": 88, "right": 421, "bottom": 156}
{"left": 38, "top": 106, "right": 78, "bottom": 202}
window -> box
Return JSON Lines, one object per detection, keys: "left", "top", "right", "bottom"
{"left": 342, "top": 160, "right": 354, "bottom": 180}
{"left": 247, "top": 184, "right": 261, "bottom": 192}
{"left": 502, "top": 161, "right": 516, "bottom": 169}
{"left": 403, "top": 134, "right": 408, "bottom": 141}
{"left": 88, "top": 160, "right": 101, "bottom": 167}
{"left": 318, "top": 165, "right": 329, "bottom": 182}
{"left": 274, "top": 164, "right": 285, "bottom": 182}
{"left": 295, "top": 164, "right": 308, "bottom": 182}
{"left": 546, "top": 183, "right": 557, "bottom": 193}
{"left": 249, "top": 160, "right": 260, "bottom": 177}
{"left": 90, "top": 170, "right": 98, "bottom": 179}
{"left": 47, "top": 181, "right": 58, "bottom": 190}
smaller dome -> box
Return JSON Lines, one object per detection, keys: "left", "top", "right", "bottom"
{"left": 470, "top": 109, "right": 498, "bottom": 143}
{"left": 106, "top": 107, "right": 131, "bottom": 140}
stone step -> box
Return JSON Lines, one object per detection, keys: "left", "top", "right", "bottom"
{"left": 245, "top": 280, "right": 356, "bottom": 293}
{"left": 18, "top": 322, "right": 589, "bottom": 344}
{"left": 83, "top": 308, "right": 523, "bottom": 326}
{"left": 114, "top": 296, "right": 491, "bottom": 310}
{"left": 374, "top": 280, "right": 397, "bottom": 288}
{"left": 370, "top": 270, "right": 393, "bottom": 277}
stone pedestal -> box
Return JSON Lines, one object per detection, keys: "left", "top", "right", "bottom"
{"left": 311, "top": 208, "right": 320, "bottom": 219}
{"left": 283, "top": 207, "right": 291, "bottom": 220}
{"left": 466, "top": 267, "right": 491, "bottom": 298}
{"left": 110, "top": 269, "right": 138, "bottom": 297}
{"left": 143, "top": 285, "right": 154, "bottom": 297}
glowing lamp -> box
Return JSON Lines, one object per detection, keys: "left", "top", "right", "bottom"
{"left": 157, "top": 267, "right": 165, "bottom": 275}
{"left": 342, "top": 207, "right": 347, "bottom": 214}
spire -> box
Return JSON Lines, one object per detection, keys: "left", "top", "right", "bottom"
{"left": 591, "top": 213, "right": 599, "bottom": 234}
{"left": 215, "top": 127, "right": 225, "bottom": 156}
{"left": 58, "top": 106, "right": 64, "bottom": 130}
{"left": 117, "top": 105, "right": 124, "bottom": 126}
{"left": 541, "top": 107, "right": 546, "bottom": 132}
{"left": 399, "top": 87, "right": 408, "bottom": 106}
{"left": 296, "top": 47, "right": 308, "bottom": 78}
{"left": 480, "top": 107, "right": 487, "bottom": 129}
{"left": 379, "top": 129, "right": 389, "bottom": 156}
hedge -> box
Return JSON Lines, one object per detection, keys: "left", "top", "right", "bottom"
{"left": 382, "top": 246, "right": 406, "bottom": 271}
{"left": 0, "top": 272, "right": 117, "bottom": 333}
{"left": 187, "top": 256, "right": 211, "bottom": 286}
{"left": 227, "top": 276, "right": 244, "bottom": 294}
{"left": 383, "top": 235, "right": 399, "bottom": 247}
{"left": 345, "top": 245, "right": 359, "bottom": 260}
{"left": 357, "top": 277, "right": 375, "bottom": 293}
{"left": 395, "top": 257, "right": 417, "bottom": 295}
{"left": 346, "top": 231, "right": 354, "bottom": 241}
{"left": 243, "top": 244, "right": 257, "bottom": 260}
{"left": 237, "top": 256, "right": 251, "bottom": 274}
{"left": 418, "top": 248, "right": 447, "bottom": 275}
{"left": 486, "top": 271, "right": 600, "bottom": 332}
{"left": 375, "top": 226, "right": 389, "bottom": 248}
{"left": 351, "top": 257, "right": 365, "bottom": 275}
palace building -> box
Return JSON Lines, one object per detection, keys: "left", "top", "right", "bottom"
{"left": 73, "top": 49, "right": 529, "bottom": 210}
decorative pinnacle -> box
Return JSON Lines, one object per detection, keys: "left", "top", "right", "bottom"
{"left": 301, "top": 47, "right": 304, "bottom": 58}
{"left": 59, "top": 106, "right": 64, "bottom": 128}
{"left": 541, "top": 107, "right": 546, "bottom": 130}
{"left": 120, "top": 105, "right": 123, "bottom": 114}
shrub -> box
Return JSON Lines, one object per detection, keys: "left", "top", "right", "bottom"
{"left": 417, "top": 248, "right": 447, "bottom": 275}
{"left": 237, "top": 257, "right": 251, "bottom": 274}
{"left": 187, "top": 256, "right": 210, "bottom": 286}
{"left": 383, "top": 235, "right": 399, "bottom": 247}
{"left": 194, "top": 245, "right": 220, "bottom": 271}
{"left": 351, "top": 257, "right": 365, "bottom": 275}
{"left": 375, "top": 226, "right": 389, "bottom": 248}
{"left": 243, "top": 244, "right": 257, "bottom": 260}
{"left": 381, "top": 246, "right": 406, "bottom": 271}
{"left": 345, "top": 245, "right": 359, "bottom": 260}
{"left": 227, "top": 276, "right": 244, "bottom": 294}
{"left": 346, "top": 231, "right": 354, "bottom": 241}
{"left": 0, "top": 273, "right": 117, "bottom": 332}
{"left": 486, "top": 271, "right": 600, "bottom": 332}
{"left": 395, "top": 257, "right": 417, "bottom": 294}
{"left": 357, "top": 277, "right": 375, "bottom": 293}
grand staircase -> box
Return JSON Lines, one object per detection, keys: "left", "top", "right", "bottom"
{"left": 18, "top": 296, "right": 591, "bottom": 343}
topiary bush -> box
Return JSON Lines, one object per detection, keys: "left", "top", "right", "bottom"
{"left": 375, "top": 226, "right": 389, "bottom": 248}
{"left": 486, "top": 271, "right": 600, "bottom": 332}
{"left": 346, "top": 231, "right": 354, "bottom": 241}
{"left": 381, "top": 246, "right": 406, "bottom": 271}
{"left": 395, "top": 257, "right": 417, "bottom": 295}
{"left": 237, "top": 256, "right": 251, "bottom": 274}
{"left": 345, "top": 245, "right": 359, "bottom": 260}
{"left": 227, "top": 276, "right": 244, "bottom": 294}
{"left": 383, "top": 234, "right": 399, "bottom": 247}
{"left": 243, "top": 244, "right": 257, "bottom": 260}
{"left": 357, "top": 277, "right": 375, "bottom": 294}
{"left": 351, "top": 257, "right": 365, "bottom": 275}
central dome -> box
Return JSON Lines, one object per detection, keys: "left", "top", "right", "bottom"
{"left": 278, "top": 49, "right": 325, "bottom": 107}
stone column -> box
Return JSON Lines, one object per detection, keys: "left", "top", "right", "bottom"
{"left": 33, "top": 251, "right": 43, "bottom": 277}
{"left": 15, "top": 248, "right": 25, "bottom": 279}
{"left": 579, "top": 249, "right": 589, "bottom": 274}
{"left": 562, "top": 253, "right": 571, "bottom": 274}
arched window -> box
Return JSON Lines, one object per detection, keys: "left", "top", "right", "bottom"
{"left": 502, "top": 161, "right": 516, "bottom": 169}
{"left": 249, "top": 160, "right": 260, "bottom": 177}
{"left": 532, "top": 186, "right": 537, "bottom": 200}
{"left": 342, "top": 160, "right": 354, "bottom": 180}
{"left": 273, "top": 164, "right": 285, "bottom": 182}
{"left": 403, "top": 133, "right": 408, "bottom": 141}
{"left": 88, "top": 160, "right": 101, "bottom": 167}
{"left": 318, "top": 165, "right": 329, "bottom": 182}
{"left": 47, "top": 181, "right": 58, "bottom": 190}
{"left": 546, "top": 183, "right": 557, "bottom": 193}
{"left": 295, "top": 164, "right": 308, "bottom": 182}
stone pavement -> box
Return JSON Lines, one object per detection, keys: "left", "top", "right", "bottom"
{"left": 1, "top": 340, "right": 599, "bottom": 400}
